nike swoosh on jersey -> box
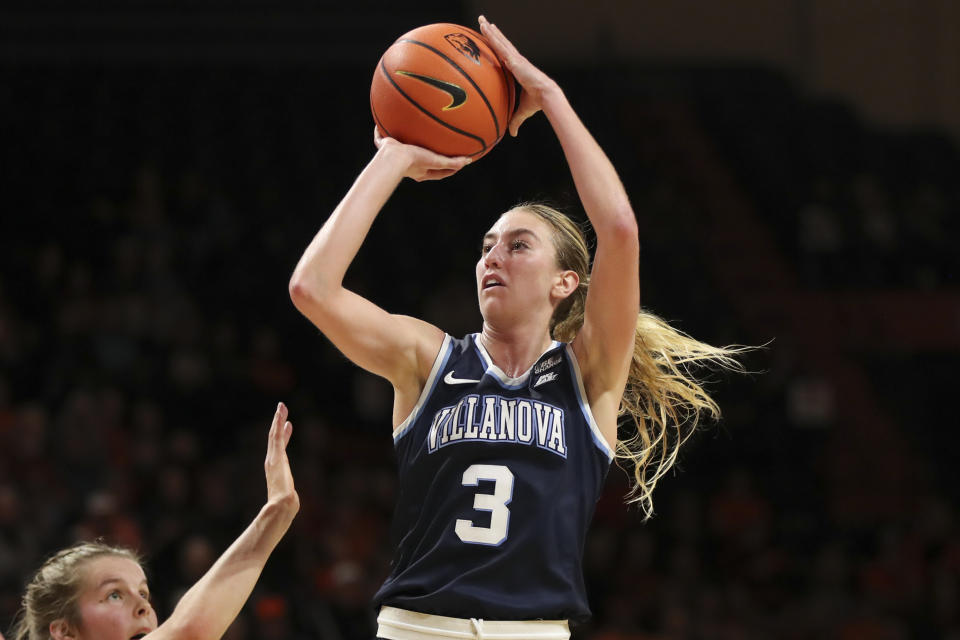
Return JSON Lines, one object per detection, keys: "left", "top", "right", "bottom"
{"left": 395, "top": 70, "right": 468, "bottom": 110}
{"left": 444, "top": 371, "right": 481, "bottom": 385}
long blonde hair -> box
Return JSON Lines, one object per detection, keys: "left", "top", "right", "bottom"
{"left": 520, "top": 203, "right": 746, "bottom": 519}
{"left": 11, "top": 541, "right": 141, "bottom": 640}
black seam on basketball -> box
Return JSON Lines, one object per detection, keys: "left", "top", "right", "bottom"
{"left": 379, "top": 60, "right": 487, "bottom": 156}
{"left": 371, "top": 101, "right": 393, "bottom": 139}
{"left": 399, "top": 38, "right": 501, "bottom": 140}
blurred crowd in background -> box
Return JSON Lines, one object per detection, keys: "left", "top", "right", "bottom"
{"left": 1, "top": 58, "right": 958, "bottom": 640}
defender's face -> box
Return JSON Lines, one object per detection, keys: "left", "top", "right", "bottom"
{"left": 476, "top": 209, "right": 561, "bottom": 323}
{"left": 68, "top": 556, "right": 157, "bottom": 640}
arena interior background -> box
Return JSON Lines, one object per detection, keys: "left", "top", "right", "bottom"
{"left": 1, "top": 1, "right": 958, "bottom": 637}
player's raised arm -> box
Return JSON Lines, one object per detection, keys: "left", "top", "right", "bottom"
{"left": 288, "top": 135, "right": 469, "bottom": 414}
{"left": 479, "top": 16, "right": 639, "bottom": 444}
{"left": 146, "top": 403, "right": 299, "bottom": 640}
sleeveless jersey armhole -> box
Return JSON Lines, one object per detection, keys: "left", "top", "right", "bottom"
{"left": 564, "top": 344, "right": 615, "bottom": 461}
{"left": 393, "top": 334, "right": 453, "bottom": 443}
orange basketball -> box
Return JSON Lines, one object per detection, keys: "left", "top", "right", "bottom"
{"left": 370, "top": 23, "right": 516, "bottom": 160}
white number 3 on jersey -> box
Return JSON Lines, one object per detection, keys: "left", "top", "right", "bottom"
{"left": 455, "top": 464, "right": 514, "bottom": 546}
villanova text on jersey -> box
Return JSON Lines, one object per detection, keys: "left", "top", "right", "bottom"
{"left": 427, "top": 394, "right": 568, "bottom": 457}
{"left": 374, "top": 334, "right": 613, "bottom": 623}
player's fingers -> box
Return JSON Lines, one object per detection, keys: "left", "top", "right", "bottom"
{"left": 273, "top": 402, "right": 287, "bottom": 437}
{"left": 478, "top": 16, "right": 500, "bottom": 49}
{"left": 479, "top": 17, "right": 503, "bottom": 49}
{"left": 420, "top": 153, "right": 471, "bottom": 172}
{"left": 266, "top": 402, "right": 287, "bottom": 463}
{"left": 509, "top": 108, "right": 536, "bottom": 137}
{"left": 479, "top": 16, "right": 516, "bottom": 58}
{"left": 509, "top": 115, "right": 521, "bottom": 137}
{"left": 445, "top": 155, "right": 472, "bottom": 169}
{"left": 281, "top": 420, "right": 293, "bottom": 449}
{"left": 419, "top": 168, "right": 458, "bottom": 182}
{"left": 268, "top": 403, "right": 278, "bottom": 440}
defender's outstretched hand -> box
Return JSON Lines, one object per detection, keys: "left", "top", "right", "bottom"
{"left": 479, "top": 15, "right": 560, "bottom": 137}
{"left": 374, "top": 127, "right": 471, "bottom": 182}
{"left": 265, "top": 401, "right": 299, "bottom": 513}
{"left": 140, "top": 402, "right": 300, "bottom": 640}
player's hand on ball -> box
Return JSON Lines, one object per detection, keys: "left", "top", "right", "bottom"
{"left": 374, "top": 127, "right": 471, "bottom": 182}
{"left": 479, "top": 15, "right": 559, "bottom": 137}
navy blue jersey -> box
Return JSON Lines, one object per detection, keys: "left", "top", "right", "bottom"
{"left": 373, "top": 334, "right": 613, "bottom": 622}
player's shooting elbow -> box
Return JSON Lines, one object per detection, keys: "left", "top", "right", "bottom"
{"left": 288, "top": 268, "right": 349, "bottom": 335}
{"left": 288, "top": 267, "right": 331, "bottom": 313}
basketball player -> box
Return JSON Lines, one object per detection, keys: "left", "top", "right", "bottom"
{"left": 9, "top": 403, "right": 299, "bottom": 640}
{"left": 290, "top": 15, "right": 741, "bottom": 640}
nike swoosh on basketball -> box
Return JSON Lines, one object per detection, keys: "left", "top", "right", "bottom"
{"left": 395, "top": 70, "right": 468, "bottom": 110}
{"left": 444, "top": 371, "right": 481, "bottom": 385}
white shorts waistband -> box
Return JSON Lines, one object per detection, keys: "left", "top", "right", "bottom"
{"left": 376, "top": 605, "right": 571, "bottom": 640}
